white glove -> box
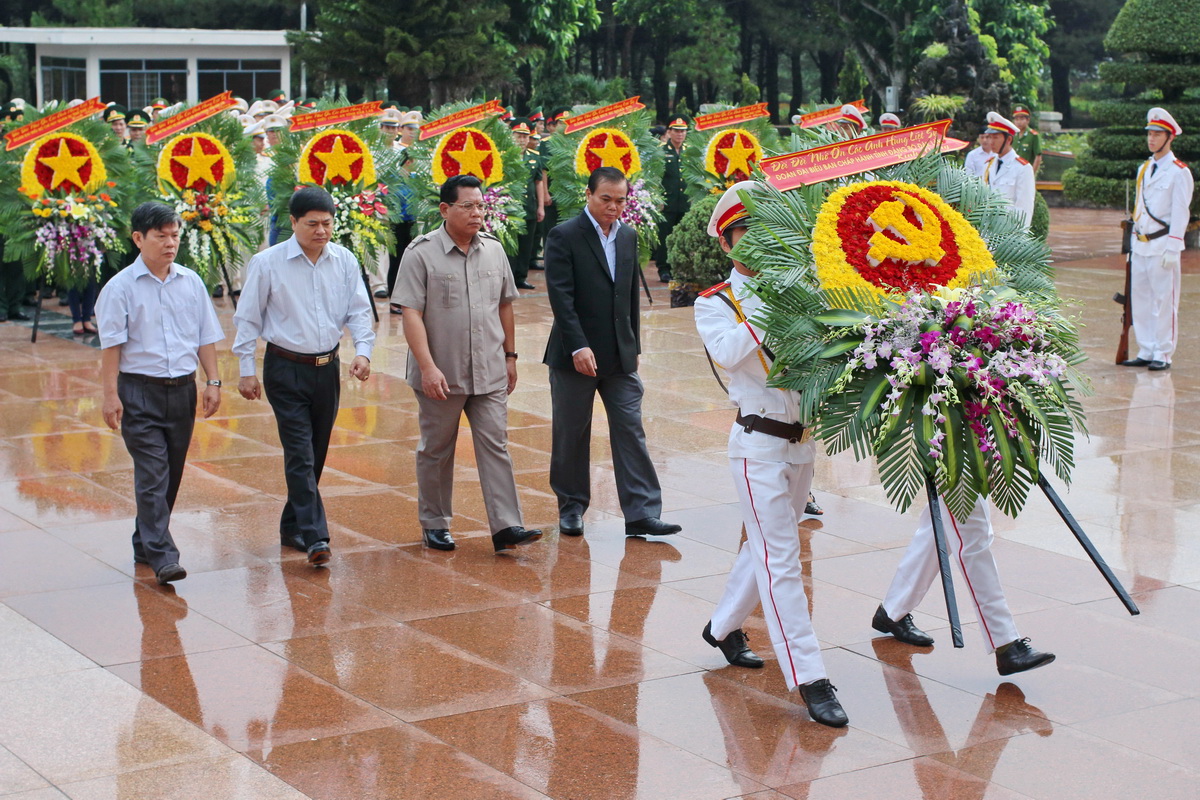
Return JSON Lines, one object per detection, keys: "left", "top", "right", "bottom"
{"left": 1162, "top": 250, "right": 1182, "bottom": 269}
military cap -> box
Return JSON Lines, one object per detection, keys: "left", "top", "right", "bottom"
{"left": 379, "top": 108, "right": 404, "bottom": 128}
{"left": 302, "top": 98, "right": 318, "bottom": 109}
{"left": 266, "top": 89, "right": 287, "bottom": 103}
{"left": 1012, "top": 105, "right": 1031, "bottom": 117}
{"left": 1146, "top": 107, "right": 1182, "bottom": 136}
{"left": 708, "top": 180, "right": 759, "bottom": 238}
{"left": 262, "top": 113, "right": 289, "bottom": 131}
{"left": 528, "top": 107, "right": 544, "bottom": 122}
{"left": 879, "top": 112, "right": 901, "bottom": 129}
{"left": 126, "top": 109, "right": 150, "bottom": 128}
{"left": 510, "top": 120, "right": 532, "bottom": 135}
{"left": 500, "top": 106, "right": 514, "bottom": 122}
{"left": 231, "top": 97, "right": 249, "bottom": 114}
{"left": 10, "top": 98, "right": 26, "bottom": 110}
{"left": 984, "top": 111, "right": 1018, "bottom": 136}
{"left": 837, "top": 104, "right": 865, "bottom": 130}
{"left": 150, "top": 97, "right": 168, "bottom": 110}
{"left": 399, "top": 110, "right": 423, "bottom": 127}
{"left": 668, "top": 116, "right": 690, "bottom": 130}
{"left": 548, "top": 106, "right": 572, "bottom": 124}
{"left": 103, "top": 104, "right": 128, "bottom": 123}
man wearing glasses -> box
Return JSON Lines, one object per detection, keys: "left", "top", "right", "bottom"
{"left": 394, "top": 175, "right": 543, "bottom": 554}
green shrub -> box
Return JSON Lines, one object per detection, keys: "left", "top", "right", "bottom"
{"left": 1099, "top": 61, "right": 1200, "bottom": 89}
{"left": 1063, "top": 169, "right": 1126, "bottom": 208}
{"left": 1074, "top": 153, "right": 1144, "bottom": 180}
{"left": 1090, "top": 100, "right": 1200, "bottom": 128}
{"left": 1105, "top": 0, "right": 1200, "bottom": 56}
{"left": 666, "top": 194, "right": 729, "bottom": 289}
{"left": 1031, "top": 191, "right": 1050, "bottom": 241}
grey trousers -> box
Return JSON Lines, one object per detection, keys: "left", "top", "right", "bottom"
{"left": 548, "top": 367, "right": 661, "bottom": 521}
{"left": 414, "top": 387, "right": 523, "bottom": 532}
{"left": 118, "top": 374, "right": 197, "bottom": 572}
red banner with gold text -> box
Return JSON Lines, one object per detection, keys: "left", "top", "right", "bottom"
{"left": 795, "top": 99, "right": 868, "bottom": 130}
{"left": 760, "top": 120, "right": 955, "bottom": 191}
{"left": 693, "top": 103, "right": 770, "bottom": 132}
{"left": 289, "top": 101, "right": 383, "bottom": 133}
{"left": 418, "top": 100, "right": 505, "bottom": 141}
{"left": 4, "top": 97, "right": 106, "bottom": 151}
{"left": 145, "top": 92, "right": 239, "bottom": 145}
{"left": 561, "top": 97, "right": 646, "bottom": 134}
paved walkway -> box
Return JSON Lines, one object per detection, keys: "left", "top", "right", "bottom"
{"left": 0, "top": 207, "right": 1196, "bottom": 799}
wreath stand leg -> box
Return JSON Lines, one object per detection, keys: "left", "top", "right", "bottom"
{"left": 637, "top": 264, "right": 653, "bottom": 306}
{"left": 360, "top": 266, "right": 379, "bottom": 323}
{"left": 924, "top": 473, "right": 965, "bottom": 648}
{"left": 1037, "top": 475, "right": 1140, "bottom": 615}
{"left": 220, "top": 264, "right": 238, "bottom": 309}
{"left": 30, "top": 275, "right": 44, "bottom": 344}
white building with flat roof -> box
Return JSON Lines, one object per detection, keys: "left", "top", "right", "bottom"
{"left": 0, "top": 27, "right": 291, "bottom": 109}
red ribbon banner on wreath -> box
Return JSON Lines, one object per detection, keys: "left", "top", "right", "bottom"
{"left": 288, "top": 101, "right": 384, "bottom": 133}
{"left": 795, "top": 99, "right": 868, "bottom": 129}
{"left": 418, "top": 100, "right": 505, "bottom": 141}
{"left": 693, "top": 103, "right": 770, "bottom": 131}
{"left": 146, "top": 92, "right": 239, "bottom": 145}
{"left": 4, "top": 97, "right": 106, "bottom": 151}
{"left": 561, "top": 97, "right": 646, "bottom": 134}
{"left": 760, "top": 119, "right": 957, "bottom": 191}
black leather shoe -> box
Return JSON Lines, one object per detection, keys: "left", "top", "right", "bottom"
{"left": 280, "top": 532, "right": 307, "bottom": 551}
{"left": 517, "top": 281, "right": 535, "bottom": 290}
{"left": 422, "top": 528, "right": 455, "bottom": 551}
{"left": 155, "top": 563, "right": 187, "bottom": 585}
{"left": 1149, "top": 360, "right": 1170, "bottom": 371}
{"left": 307, "top": 542, "right": 332, "bottom": 566}
{"left": 373, "top": 289, "right": 389, "bottom": 298}
{"left": 625, "top": 517, "right": 681, "bottom": 536}
{"left": 8, "top": 311, "right": 30, "bottom": 322}
{"left": 1120, "top": 357, "right": 1151, "bottom": 367}
{"left": 702, "top": 621, "right": 764, "bottom": 668}
{"left": 996, "top": 638, "right": 1055, "bottom": 676}
{"left": 797, "top": 679, "right": 849, "bottom": 727}
{"left": 493, "top": 526, "right": 543, "bottom": 552}
{"left": 558, "top": 513, "right": 584, "bottom": 537}
{"left": 871, "top": 604, "right": 934, "bottom": 646}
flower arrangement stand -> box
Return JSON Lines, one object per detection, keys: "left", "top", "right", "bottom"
{"left": 360, "top": 265, "right": 379, "bottom": 323}
{"left": 638, "top": 262, "right": 652, "bottom": 305}
{"left": 221, "top": 263, "right": 238, "bottom": 309}
{"left": 924, "top": 473, "right": 966, "bottom": 648}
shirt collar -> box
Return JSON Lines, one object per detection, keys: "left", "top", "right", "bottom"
{"left": 1153, "top": 150, "right": 1174, "bottom": 167}
{"left": 285, "top": 234, "right": 328, "bottom": 266}
{"left": 434, "top": 223, "right": 479, "bottom": 255}
{"left": 131, "top": 255, "right": 178, "bottom": 284}
{"left": 584, "top": 206, "right": 621, "bottom": 239}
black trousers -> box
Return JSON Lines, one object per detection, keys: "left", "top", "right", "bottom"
{"left": 263, "top": 350, "right": 341, "bottom": 547}
{"left": 548, "top": 367, "right": 661, "bottom": 521}
{"left": 510, "top": 209, "right": 538, "bottom": 283}
{"left": 119, "top": 374, "right": 196, "bottom": 571}
{"left": 385, "top": 221, "right": 415, "bottom": 298}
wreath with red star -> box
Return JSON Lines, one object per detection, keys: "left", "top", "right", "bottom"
{"left": 430, "top": 127, "right": 503, "bottom": 185}
{"left": 155, "top": 132, "right": 235, "bottom": 193}
{"left": 680, "top": 110, "right": 782, "bottom": 201}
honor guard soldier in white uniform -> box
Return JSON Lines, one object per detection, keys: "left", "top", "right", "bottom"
{"left": 981, "top": 112, "right": 1036, "bottom": 230}
{"left": 694, "top": 181, "right": 847, "bottom": 728}
{"left": 833, "top": 104, "right": 865, "bottom": 139}
{"left": 1120, "top": 107, "right": 1194, "bottom": 372}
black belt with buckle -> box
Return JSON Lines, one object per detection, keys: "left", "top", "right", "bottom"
{"left": 119, "top": 371, "right": 196, "bottom": 387}
{"left": 266, "top": 342, "right": 338, "bottom": 367}
{"left": 735, "top": 413, "right": 806, "bottom": 443}
{"left": 1135, "top": 228, "right": 1169, "bottom": 243}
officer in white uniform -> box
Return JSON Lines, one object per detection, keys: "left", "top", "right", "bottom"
{"left": 980, "top": 112, "right": 1036, "bottom": 230}
{"left": 694, "top": 181, "right": 847, "bottom": 728}
{"left": 1120, "top": 107, "right": 1194, "bottom": 371}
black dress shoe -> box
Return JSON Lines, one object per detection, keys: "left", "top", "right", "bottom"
{"left": 702, "top": 621, "right": 764, "bottom": 668}
{"left": 871, "top": 604, "right": 934, "bottom": 646}
{"left": 516, "top": 281, "right": 535, "bottom": 290}
{"left": 280, "top": 532, "right": 307, "bottom": 551}
{"left": 8, "top": 311, "right": 30, "bottom": 322}
{"left": 422, "top": 528, "right": 456, "bottom": 551}
{"left": 1149, "top": 360, "right": 1170, "bottom": 371}
{"left": 492, "top": 526, "right": 543, "bottom": 552}
{"left": 211, "top": 285, "right": 224, "bottom": 298}
{"left": 373, "top": 289, "right": 389, "bottom": 298}
{"left": 558, "top": 513, "right": 584, "bottom": 536}
{"left": 155, "top": 563, "right": 187, "bottom": 585}
{"left": 625, "top": 517, "right": 682, "bottom": 536}
{"left": 996, "top": 638, "right": 1055, "bottom": 676}
{"left": 1120, "top": 357, "right": 1151, "bottom": 367}
{"left": 307, "top": 542, "right": 332, "bottom": 566}
{"left": 797, "top": 679, "right": 849, "bottom": 727}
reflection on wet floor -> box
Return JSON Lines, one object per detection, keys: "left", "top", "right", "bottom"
{"left": 0, "top": 208, "right": 1197, "bottom": 798}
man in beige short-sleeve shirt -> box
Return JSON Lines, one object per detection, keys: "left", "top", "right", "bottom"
{"left": 395, "top": 174, "right": 542, "bottom": 554}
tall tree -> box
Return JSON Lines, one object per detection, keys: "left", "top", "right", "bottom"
{"left": 829, "top": 0, "right": 942, "bottom": 109}
{"left": 973, "top": 0, "right": 1052, "bottom": 106}
{"left": 1044, "top": 0, "right": 1122, "bottom": 126}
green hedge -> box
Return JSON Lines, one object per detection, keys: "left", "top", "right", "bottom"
{"left": 1074, "top": 153, "right": 1145, "bottom": 180}
{"left": 1087, "top": 129, "right": 1154, "bottom": 160}
{"left": 1099, "top": 61, "right": 1200, "bottom": 89}
{"left": 1105, "top": 0, "right": 1200, "bottom": 56}
{"left": 1031, "top": 191, "right": 1049, "bottom": 241}
{"left": 1090, "top": 100, "right": 1200, "bottom": 128}
{"left": 1062, "top": 169, "right": 1126, "bottom": 208}
{"left": 666, "top": 194, "right": 729, "bottom": 289}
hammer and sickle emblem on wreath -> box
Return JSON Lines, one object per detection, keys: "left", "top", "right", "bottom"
{"left": 866, "top": 193, "right": 946, "bottom": 267}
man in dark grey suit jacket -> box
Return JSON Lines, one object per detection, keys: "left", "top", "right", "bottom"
{"left": 543, "top": 166, "right": 681, "bottom": 538}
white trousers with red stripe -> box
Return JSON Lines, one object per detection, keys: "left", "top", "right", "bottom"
{"left": 882, "top": 499, "right": 1019, "bottom": 654}
{"left": 1130, "top": 250, "right": 1181, "bottom": 363}
{"left": 710, "top": 458, "right": 825, "bottom": 690}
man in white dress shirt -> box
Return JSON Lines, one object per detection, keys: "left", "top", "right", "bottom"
{"left": 980, "top": 112, "right": 1036, "bottom": 230}
{"left": 96, "top": 202, "right": 224, "bottom": 585}
{"left": 694, "top": 181, "right": 847, "bottom": 728}
{"left": 1120, "top": 107, "right": 1194, "bottom": 372}
{"left": 963, "top": 133, "right": 994, "bottom": 178}
{"left": 233, "top": 187, "right": 375, "bottom": 566}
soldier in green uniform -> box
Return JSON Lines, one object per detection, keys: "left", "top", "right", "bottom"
{"left": 509, "top": 120, "right": 546, "bottom": 290}
{"left": 532, "top": 106, "right": 571, "bottom": 272}
{"left": 126, "top": 109, "right": 150, "bottom": 146}
{"left": 104, "top": 105, "right": 128, "bottom": 144}
{"left": 654, "top": 115, "right": 690, "bottom": 283}
{"left": 1011, "top": 105, "right": 1042, "bottom": 175}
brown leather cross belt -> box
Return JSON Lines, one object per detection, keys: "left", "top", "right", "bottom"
{"left": 119, "top": 371, "right": 196, "bottom": 387}
{"left": 735, "top": 413, "right": 806, "bottom": 443}
{"left": 267, "top": 342, "right": 338, "bottom": 366}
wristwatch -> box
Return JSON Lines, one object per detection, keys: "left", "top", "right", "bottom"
{"left": 206, "top": 380, "right": 222, "bottom": 387}
{"left": 505, "top": 351, "right": 518, "bottom": 360}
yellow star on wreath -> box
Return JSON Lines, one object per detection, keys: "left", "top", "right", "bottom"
{"left": 719, "top": 137, "right": 757, "bottom": 177}
{"left": 172, "top": 137, "right": 222, "bottom": 188}
{"left": 447, "top": 134, "right": 492, "bottom": 180}
{"left": 38, "top": 139, "right": 90, "bottom": 191}
{"left": 314, "top": 135, "right": 363, "bottom": 184}
{"left": 590, "top": 134, "right": 632, "bottom": 170}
